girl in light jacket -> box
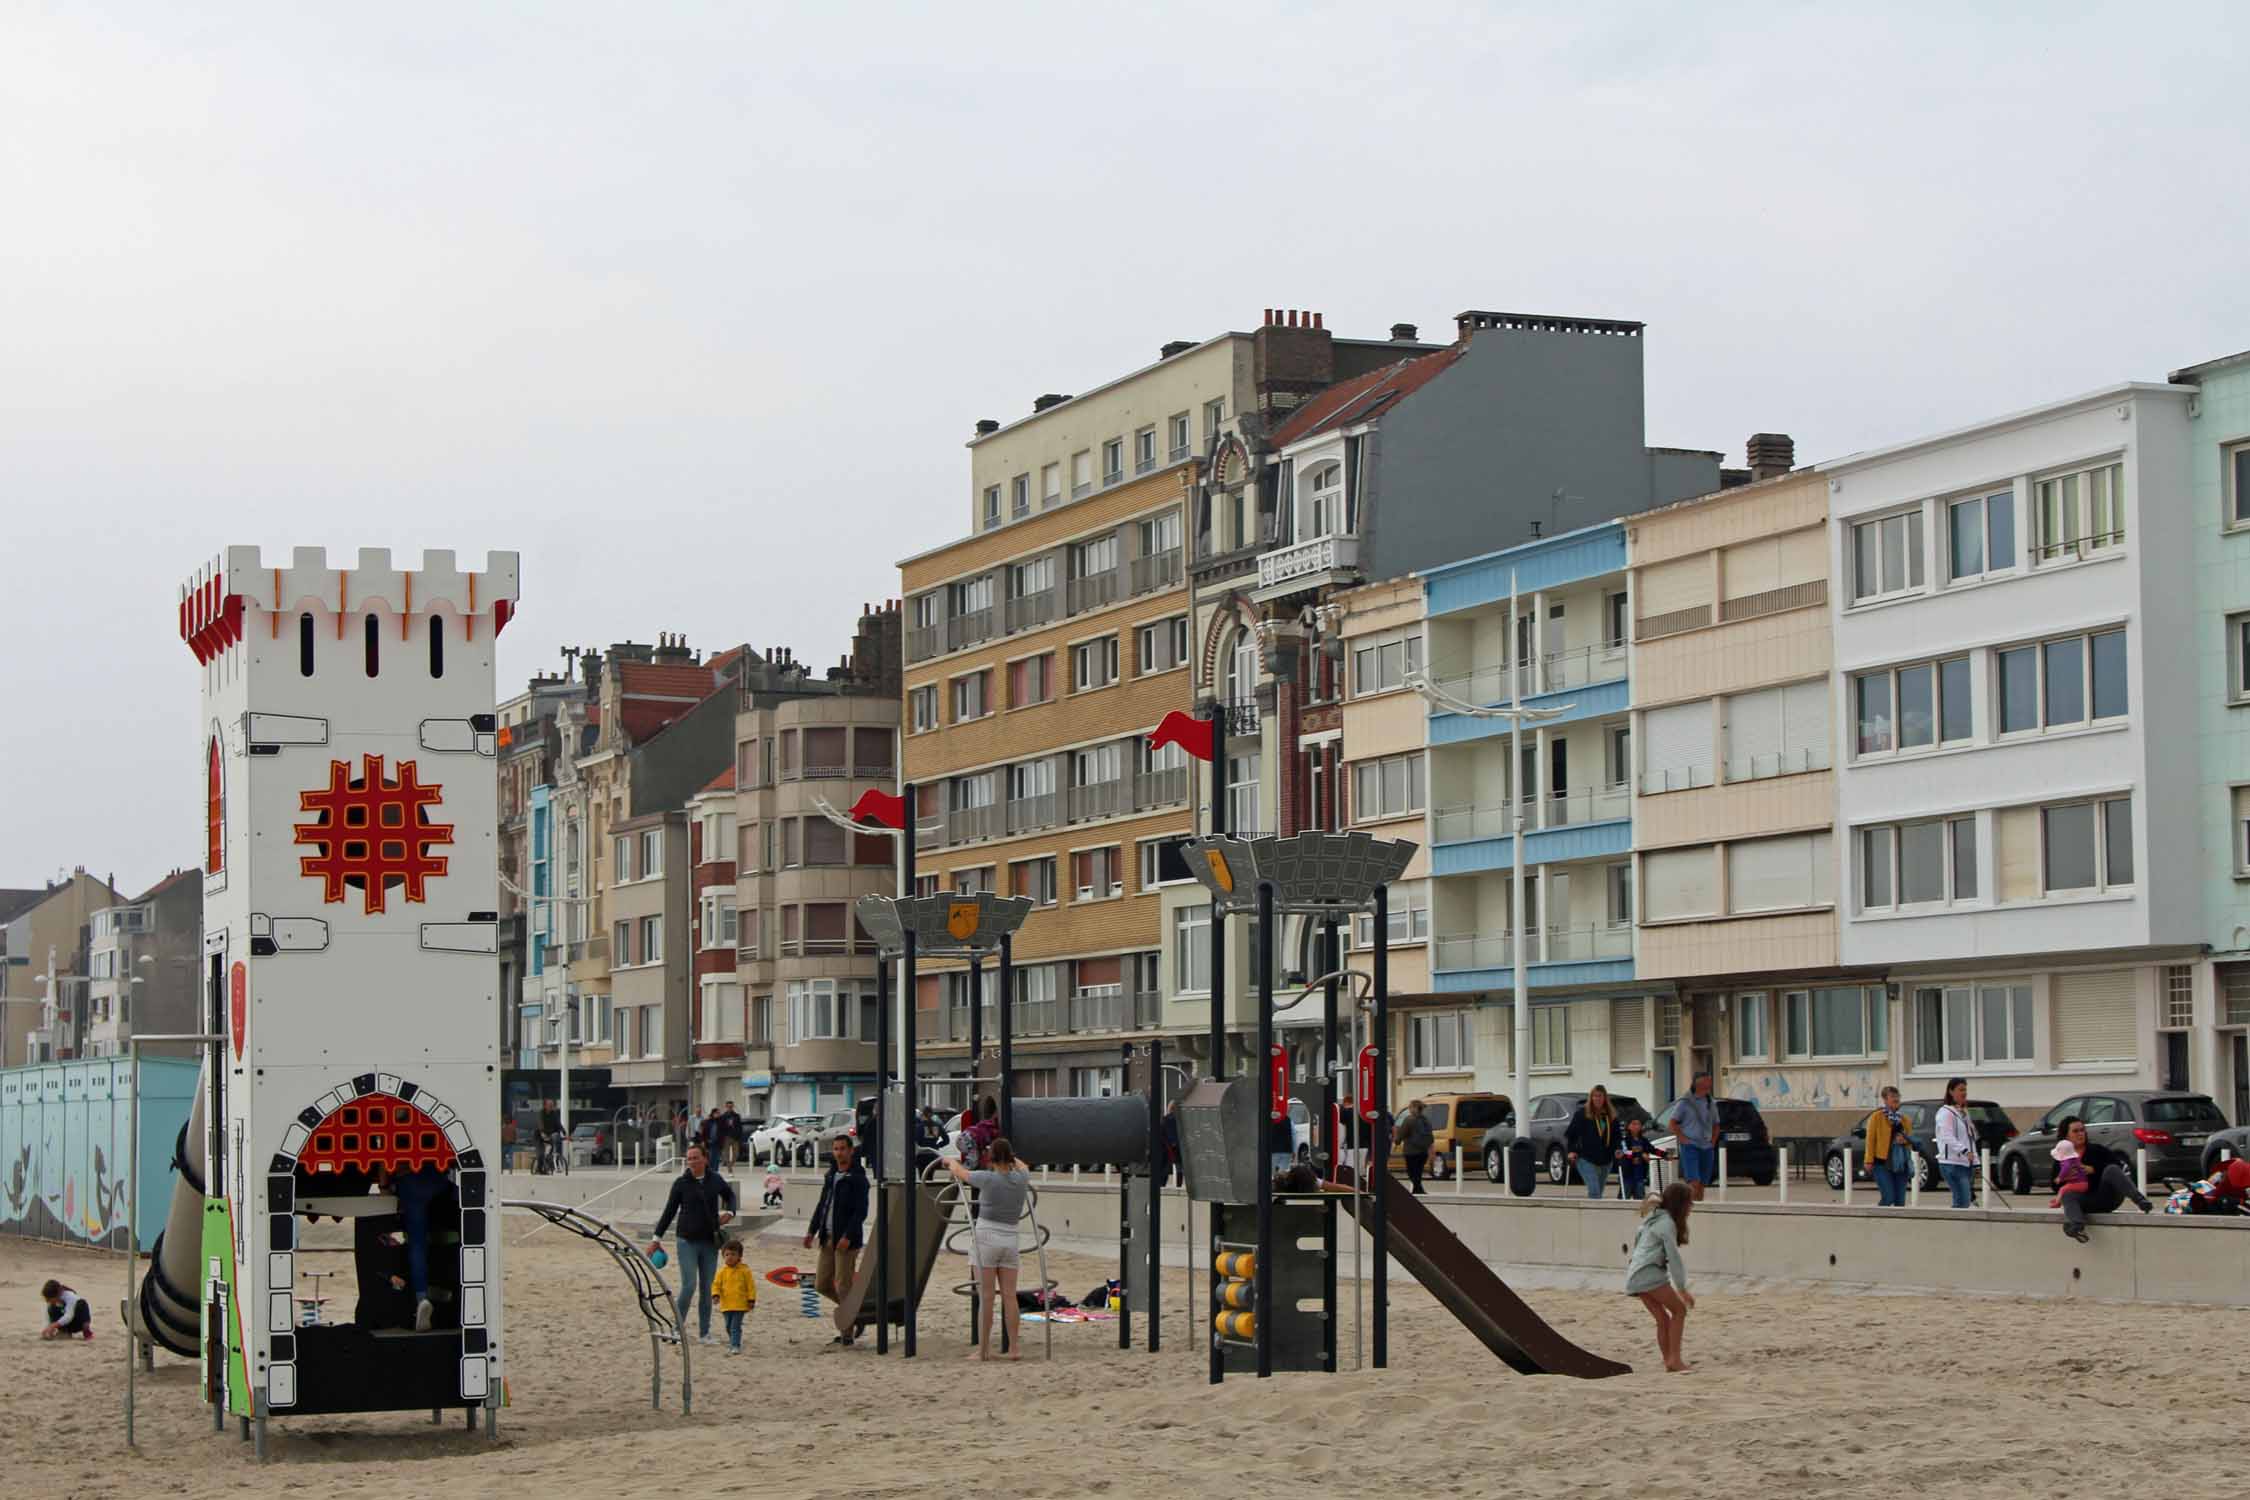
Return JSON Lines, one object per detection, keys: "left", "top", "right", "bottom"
{"left": 1624, "top": 1182, "right": 1695, "bottom": 1372}
{"left": 1933, "top": 1077, "right": 1979, "bottom": 1209}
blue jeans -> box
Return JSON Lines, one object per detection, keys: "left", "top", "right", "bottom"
{"left": 1575, "top": 1158, "right": 1608, "bottom": 1198}
{"left": 1677, "top": 1143, "right": 1717, "bottom": 1185}
{"left": 392, "top": 1165, "right": 448, "bottom": 1299}
{"left": 673, "top": 1237, "right": 718, "bottom": 1337}
{"left": 1619, "top": 1162, "right": 1649, "bottom": 1199}
{"left": 723, "top": 1310, "right": 745, "bottom": 1349}
{"left": 1872, "top": 1163, "right": 1908, "bottom": 1207}
{"left": 1939, "top": 1161, "right": 1975, "bottom": 1208}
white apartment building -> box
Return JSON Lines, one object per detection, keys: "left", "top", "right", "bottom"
{"left": 1826, "top": 382, "right": 2201, "bottom": 1116}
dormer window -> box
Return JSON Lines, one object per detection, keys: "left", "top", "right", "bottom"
{"left": 1305, "top": 461, "right": 1344, "bottom": 537}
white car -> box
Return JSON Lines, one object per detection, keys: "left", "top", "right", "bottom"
{"left": 750, "top": 1114, "right": 825, "bottom": 1167}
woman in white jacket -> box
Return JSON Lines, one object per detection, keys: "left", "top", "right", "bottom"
{"left": 1933, "top": 1077, "right": 1978, "bottom": 1209}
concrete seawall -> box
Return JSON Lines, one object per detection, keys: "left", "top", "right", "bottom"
{"left": 498, "top": 1168, "right": 2250, "bottom": 1306}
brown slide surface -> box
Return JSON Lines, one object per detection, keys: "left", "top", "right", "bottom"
{"left": 1344, "top": 1174, "right": 1630, "bottom": 1378}
{"left": 833, "top": 1181, "right": 950, "bottom": 1336}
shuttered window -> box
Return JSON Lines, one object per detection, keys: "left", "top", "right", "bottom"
{"left": 1641, "top": 701, "right": 1713, "bottom": 794}
{"left": 1722, "top": 679, "right": 1831, "bottom": 781}
{"left": 1611, "top": 999, "right": 1646, "bottom": 1069}
{"left": 2053, "top": 969, "right": 2137, "bottom": 1065}
{"left": 1643, "top": 846, "right": 1718, "bottom": 921}
{"left": 1995, "top": 806, "right": 2040, "bottom": 903}
{"left": 1719, "top": 528, "right": 1825, "bottom": 600}
{"left": 1638, "top": 555, "right": 1711, "bottom": 618}
{"left": 1726, "top": 831, "right": 1834, "bottom": 914}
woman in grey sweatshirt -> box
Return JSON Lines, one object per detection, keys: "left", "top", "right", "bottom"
{"left": 1623, "top": 1181, "right": 1695, "bottom": 1371}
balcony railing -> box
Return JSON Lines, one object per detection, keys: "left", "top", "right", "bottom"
{"left": 1215, "top": 698, "right": 1259, "bottom": 736}
{"left": 1433, "top": 923, "right": 1633, "bottom": 971}
{"left": 1718, "top": 577, "right": 1826, "bottom": 624}
{"left": 1430, "top": 642, "right": 1628, "bottom": 707}
{"left": 1135, "top": 454, "right": 1157, "bottom": 475}
{"left": 1005, "top": 589, "right": 1057, "bottom": 634}
{"left": 1169, "top": 443, "right": 1191, "bottom": 463}
{"left": 1006, "top": 792, "right": 1059, "bottom": 835}
{"left": 906, "top": 624, "right": 941, "bottom": 662}
{"left": 1432, "top": 782, "right": 1630, "bottom": 843}
{"left": 1720, "top": 746, "right": 1831, "bottom": 784}
{"left": 1639, "top": 763, "right": 1716, "bottom": 796}
{"left": 542, "top": 935, "right": 610, "bottom": 966}
{"left": 1068, "top": 779, "right": 1127, "bottom": 823}
{"left": 944, "top": 804, "right": 1001, "bottom": 846}
{"left": 1543, "top": 782, "right": 1632, "bottom": 828}
{"left": 1014, "top": 998, "right": 1060, "bottom": 1037}
{"left": 1132, "top": 765, "right": 1189, "bottom": 810}
{"left": 1130, "top": 548, "right": 1182, "bottom": 595}
{"left": 1256, "top": 534, "right": 1361, "bottom": 591}
{"left": 1069, "top": 988, "right": 1131, "bottom": 1032}
{"left": 1066, "top": 570, "right": 1123, "bottom": 616}
{"left": 1073, "top": 480, "right": 1092, "bottom": 500}
{"left": 2033, "top": 529, "right": 2127, "bottom": 565}
{"left": 946, "top": 608, "right": 996, "bottom": 653}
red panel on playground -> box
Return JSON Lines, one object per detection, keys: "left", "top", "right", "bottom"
{"left": 298, "top": 1093, "right": 458, "bottom": 1175}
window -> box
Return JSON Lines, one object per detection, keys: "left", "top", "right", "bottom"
{"left": 1072, "top": 846, "right": 1122, "bottom": 900}
{"left": 1352, "top": 753, "right": 1426, "bottom": 821}
{"left": 1072, "top": 635, "right": 1119, "bottom": 691}
{"left": 1228, "top": 752, "right": 1260, "bottom": 833}
{"left": 804, "top": 818, "right": 846, "bottom": 866}
{"left": 1913, "top": 982, "right": 2033, "bottom": 1067}
{"left": 1008, "top": 759, "right": 1054, "bottom": 811}
{"left": 613, "top": 836, "right": 633, "bottom": 884}
{"left": 1606, "top": 591, "right": 1629, "bottom": 648}
{"left": 1041, "top": 463, "right": 1061, "bottom": 509}
{"left": 950, "top": 574, "right": 995, "bottom": 618}
{"left": 952, "top": 670, "right": 991, "bottom": 721}
{"left": 1640, "top": 700, "right": 1713, "bottom": 794}
{"left": 787, "top": 978, "right": 858, "bottom": 1044}
{"left": 983, "top": 486, "right": 1001, "bottom": 530}
{"left": 1012, "top": 857, "right": 1058, "bottom": 907}
{"left": 1853, "top": 658, "right": 1970, "bottom": 755}
{"left": 1352, "top": 880, "right": 1431, "bottom": 947}
{"left": 1641, "top": 846, "right": 1718, "bottom": 921}
{"left": 2042, "top": 796, "right": 2133, "bottom": 893}
{"left": 1071, "top": 449, "right": 1092, "bottom": 498}
{"left": 1781, "top": 985, "right": 1888, "bottom": 1060}
{"left": 1011, "top": 473, "right": 1030, "bottom": 519}
{"left": 1168, "top": 412, "right": 1190, "bottom": 460}
{"left": 1605, "top": 862, "right": 1634, "bottom": 926}
{"left": 952, "top": 866, "right": 994, "bottom": 895}
{"left": 2235, "top": 787, "right": 2250, "bottom": 874}
{"left": 642, "top": 828, "right": 662, "bottom": 878}
{"left": 912, "top": 593, "right": 937, "bottom": 632}
{"left": 1997, "top": 629, "right": 2127, "bottom": 735}
{"left": 1074, "top": 742, "right": 1121, "bottom": 791}
{"left": 1139, "top": 834, "right": 1192, "bottom": 889}
{"left": 1204, "top": 398, "right": 1224, "bottom": 439}
{"left": 909, "top": 685, "right": 938, "bottom": 732}
{"left": 1306, "top": 463, "right": 1344, "bottom": 536}
{"left": 1134, "top": 426, "right": 1157, "bottom": 473}
{"left": 2033, "top": 460, "right": 2126, "bottom": 562}
{"left": 1102, "top": 438, "right": 1124, "bottom": 485}
{"left": 1531, "top": 1005, "right": 1569, "bottom": 1069}
{"left": 1072, "top": 532, "right": 1118, "bottom": 579}
{"left": 2164, "top": 965, "right": 2196, "bottom": 1028}
{"left": 1009, "top": 653, "right": 1054, "bottom": 707}
{"left": 1010, "top": 554, "right": 1055, "bottom": 601}
{"left": 1849, "top": 508, "right": 1925, "bottom": 603}
{"left": 2230, "top": 615, "right": 2250, "bottom": 702}
{"left": 1408, "top": 1011, "right": 1474, "bottom": 1072}
{"left": 1726, "top": 831, "right": 1834, "bottom": 914}
{"left": 1224, "top": 629, "right": 1258, "bottom": 703}
{"left": 1137, "top": 511, "right": 1182, "bottom": 559}
{"left": 1175, "top": 904, "right": 1212, "bottom": 993}
{"left": 1137, "top": 616, "right": 1188, "bottom": 674}
{"left": 1947, "top": 490, "right": 2017, "bottom": 580}
{"left": 639, "top": 915, "right": 663, "bottom": 965}
{"left": 1860, "top": 818, "right": 1975, "bottom": 910}
{"left": 1723, "top": 679, "right": 1830, "bottom": 779}
{"left": 1735, "top": 993, "right": 1769, "bottom": 1060}
{"left": 1351, "top": 632, "right": 1423, "bottom": 695}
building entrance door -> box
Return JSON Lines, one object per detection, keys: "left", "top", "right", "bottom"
{"left": 2233, "top": 1034, "right": 2249, "bottom": 1130}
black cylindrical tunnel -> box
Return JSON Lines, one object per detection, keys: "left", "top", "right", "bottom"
{"left": 1005, "top": 1095, "right": 1151, "bottom": 1170}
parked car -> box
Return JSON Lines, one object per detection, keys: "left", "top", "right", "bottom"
{"left": 1289, "top": 1097, "right": 1313, "bottom": 1160}
{"left": 568, "top": 1120, "right": 613, "bottom": 1166}
{"left": 1647, "top": 1097, "right": 1778, "bottom": 1186}
{"left": 750, "top": 1113, "right": 825, "bottom": 1166}
{"left": 1477, "top": 1092, "right": 1654, "bottom": 1186}
{"left": 1390, "top": 1092, "right": 1512, "bottom": 1181}
{"left": 1822, "top": 1097, "right": 2017, "bottom": 1190}
{"left": 1996, "top": 1092, "right": 2229, "bottom": 1194}
{"left": 2200, "top": 1123, "right": 2250, "bottom": 1177}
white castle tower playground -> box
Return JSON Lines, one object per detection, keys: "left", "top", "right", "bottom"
{"left": 176, "top": 545, "right": 519, "bottom": 1433}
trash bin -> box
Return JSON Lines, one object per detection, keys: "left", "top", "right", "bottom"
{"left": 1508, "top": 1138, "right": 1537, "bottom": 1197}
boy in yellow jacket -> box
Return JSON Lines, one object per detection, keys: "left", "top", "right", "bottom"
{"left": 712, "top": 1239, "right": 757, "bottom": 1354}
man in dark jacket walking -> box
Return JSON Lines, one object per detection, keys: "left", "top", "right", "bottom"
{"left": 1398, "top": 1100, "right": 1435, "bottom": 1194}
{"left": 803, "top": 1133, "right": 870, "bottom": 1346}
{"left": 718, "top": 1101, "right": 743, "bottom": 1166}
{"left": 646, "top": 1142, "right": 736, "bottom": 1344}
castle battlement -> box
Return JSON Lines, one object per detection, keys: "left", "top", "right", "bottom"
{"left": 180, "top": 547, "right": 523, "bottom": 662}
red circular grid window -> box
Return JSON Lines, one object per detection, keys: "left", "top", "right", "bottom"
{"left": 297, "top": 1092, "right": 458, "bottom": 1175}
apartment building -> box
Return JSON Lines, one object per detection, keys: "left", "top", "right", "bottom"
{"left": 605, "top": 810, "right": 690, "bottom": 1113}
{"left": 1, "top": 869, "right": 122, "bottom": 1065}
{"left": 685, "top": 769, "right": 744, "bottom": 1116}
{"left": 1626, "top": 447, "right": 1874, "bottom": 1128}
{"left": 732, "top": 611, "right": 901, "bottom": 1119}
{"left": 82, "top": 868, "right": 201, "bottom": 1058}
{"left": 1826, "top": 382, "right": 2200, "bottom": 1121}
{"left": 497, "top": 671, "right": 584, "bottom": 1063}
{"left": 1418, "top": 522, "right": 1655, "bottom": 1100}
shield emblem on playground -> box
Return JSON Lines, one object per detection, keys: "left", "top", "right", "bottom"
{"left": 946, "top": 900, "right": 980, "bottom": 941}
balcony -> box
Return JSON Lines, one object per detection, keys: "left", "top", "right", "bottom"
{"left": 1433, "top": 923, "right": 1633, "bottom": 971}
{"left": 1720, "top": 745, "right": 1830, "bottom": 785}
{"left": 1130, "top": 548, "right": 1182, "bottom": 596}
{"left": 1255, "top": 534, "right": 1360, "bottom": 596}
{"left": 1169, "top": 443, "right": 1191, "bottom": 463}
{"left": 1068, "top": 988, "right": 1164, "bottom": 1033}
{"left": 1135, "top": 454, "right": 1157, "bottom": 476}
{"left": 1430, "top": 642, "right": 1628, "bottom": 708}
{"left": 1067, "top": 779, "right": 1127, "bottom": 823}
{"left": 1066, "top": 570, "right": 1123, "bottom": 616}
{"left": 1004, "top": 589, "right": 1057, "bottom": 634}
{"left": 906, "top": 624, "right": 941, "bottom": 663}
{"left": 1215, "top": 698, "right": 1259, "bottom": 737}
{"left": 1132, "top": 765, "right": 1189, "bottom": 810}
{"left": 1433, "top": 783, "right": 1630, "bottom": 844}
{"left": 946, "top": 609, "right": 996, "bottom": 653}
{"left": 944, "top": 804, "right": 1001, "bottom": 846}
{"left": 543, "top": 935, "right": 611, "bottom": 967}
{"left": 1005, "top": 792, "right": 1060, "bottom": 836}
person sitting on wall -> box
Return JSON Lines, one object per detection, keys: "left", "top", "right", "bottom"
{"left": 2048, "top": 1116, "right": 2153, "bottom": 1241}
{"left": 39, "top": 1280, "right": 92, "bottom": 1341}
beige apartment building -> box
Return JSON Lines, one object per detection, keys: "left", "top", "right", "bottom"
{"left": 605, "top": 810, "right": 691, "bottom": 1111}
{"left": 1626, "top": 442, "right": 1874, "bottom": 1131}
{"left": 2, "top": 870, "right": 123, "bottom": 1064}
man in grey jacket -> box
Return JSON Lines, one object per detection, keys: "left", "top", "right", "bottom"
{"left": 1398, "top": 1100, "right": 1435, "bottom": 1195}
{"left": 1667, "top": 1074, "right": 1720, "bottom": 1202}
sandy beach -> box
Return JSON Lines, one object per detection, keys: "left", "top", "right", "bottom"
{"left": 6, "top": 1219, "right": 2245, "bottom": 1500}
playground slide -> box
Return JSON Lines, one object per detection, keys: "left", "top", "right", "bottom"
{"left": 833, "top": 1181, "right": 949, "bottom": 1337}
{"left": 1344, "top": 1174, "right": 1630, "bottom": 1379}
{"left": 131, "top": 1058, "right": 206, "bottom": 1357}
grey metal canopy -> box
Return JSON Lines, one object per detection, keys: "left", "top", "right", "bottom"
{"left": 1180, "top": 831, "right": 1417, "bottom": 916}
{"left": 855, "top": 891, "right": 1036, "bottom": 956}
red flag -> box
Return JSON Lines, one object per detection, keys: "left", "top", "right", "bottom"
{"left": 1148, "top": 709, "right": 1215, "bottom": 763}
{"left": 848, "top": 788, "right": 907, "bottom": 830}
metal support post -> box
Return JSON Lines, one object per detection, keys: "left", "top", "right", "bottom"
{"left": 875, "top": 951, "right": 891, "bottom": 1356}
{"left": 1371, "top": 883, "right": 1390, "bottom": 1370}
{"left": 1148, "top": 1037, "right": 1164, "bottom": 1354}
{"left": 1205, "top": 701, "right": 1228, "bottom": 1386}
{"left": 1254, "top": 879, "right": 1274, "bottom": 1380}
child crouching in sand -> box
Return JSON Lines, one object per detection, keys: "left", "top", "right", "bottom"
{"left": 761, "top": 1167, "right": 785, "bottom": 1208}
{"left": 39, "top": 1280, "right": 92, "bottom": 1341}
{"left": 1624, "top": 1183, "right": 1694, "bottom": 1371}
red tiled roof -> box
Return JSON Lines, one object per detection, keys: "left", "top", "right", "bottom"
{"left": 706, "top": 645, "right": 750, "bottom": 676}
{"left": 699, "top": 765, "right": 737, "bottom": 794}
{"left": 1266, "top": 343, "right": 1468, "bottom": 449}
{"left": 618, "top": 662, "right": 722, "bottom": 698}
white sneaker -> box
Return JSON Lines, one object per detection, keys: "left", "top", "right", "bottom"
{"left": 414, "top": 1298, "right": 434, "bottom": 1332}
{"left": 726, "top": 1344, "right": 742, "bottom": 1356}
{"left": 698, "top": 1333, "right": 717, "bottom": 1345}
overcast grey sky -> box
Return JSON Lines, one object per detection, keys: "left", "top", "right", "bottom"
{"left": 7, "top": 2, "right": 2248, "bottom": 893}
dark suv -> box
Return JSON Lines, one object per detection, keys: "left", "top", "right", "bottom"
{"left": 1822, "top": 1097, "right": 2017, "bottom": 1190}
{"left": 1996, "top": 1092, "right": 2229, "bottom": 1194}
{"left": 1478, "top": 1092, "right": 1653, "bottom": 1186}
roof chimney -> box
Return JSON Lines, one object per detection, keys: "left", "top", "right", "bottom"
{"left": 1746, "top": 432, "right": 1795, "bottom": 482}
{"left": 1390, "top": 323, "right": 1419, "bottom": 342}
{"left": 1032, "top": 393, "right": 1070, "bottom": 413}
{"left": 974, "top": 418, "right": 1000, "bottom": 436}
{"left": 1159, "top": 340, "right": 1195, "bottom": 360}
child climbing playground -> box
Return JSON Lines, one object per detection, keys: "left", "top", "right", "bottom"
{"left": 1624, "top": 1184, "right": 1694, "bottom": 1373}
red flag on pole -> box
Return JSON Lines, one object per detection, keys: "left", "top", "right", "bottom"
{"left": 1148, "top": 709, "right": 1216, "bottom": 764}
{"left": 848, "top": 788, "right": 907, "bottom": 830}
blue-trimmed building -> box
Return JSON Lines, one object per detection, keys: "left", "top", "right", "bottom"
{"left": 1420, "top": 520, "right": 1658, "bottom": 1104}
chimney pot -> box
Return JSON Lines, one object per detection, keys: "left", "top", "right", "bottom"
{"left": 1745, "top": 432, "right": 1796, "bottom": 481}
{"left": 1032, "top": 393, "right": 1070, "bottom": 413}
{"left": 1288, "top": 309, "right": 1300, "bottom": 328}
{"left": 974, "top": 418, "right": 999, "bottom": 436}
{"left": 1312, "top": 312, "right": 1323, "bottom": 330}
{"left": 1264, "top": 308, "right": 1274, "bottom": 326}
{"left": 1159, "top": 339, "right": 1195, "bottom": 360}
{"left": 1390, "top": 322, "right": 1419, "bottom": 342}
